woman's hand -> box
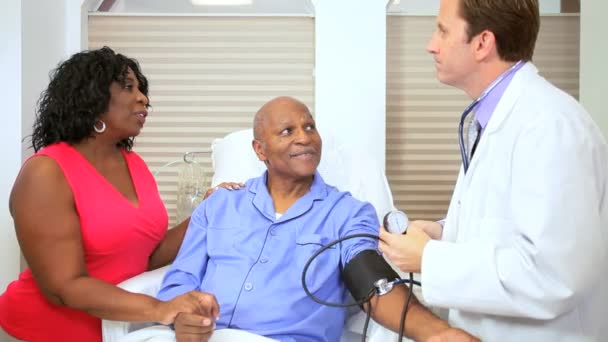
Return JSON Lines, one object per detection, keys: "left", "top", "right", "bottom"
{"left": 203, "top": 182, "right": 245, "bottom": 199}
{"left": 154, "top": 290, "right": 219, "bottom": 325}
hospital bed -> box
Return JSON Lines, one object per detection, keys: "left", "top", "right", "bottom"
{"left": 102, "top": 129, "right": 417, "bottom": 342}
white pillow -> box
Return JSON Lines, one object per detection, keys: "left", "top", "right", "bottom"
{"left": 334, "top": 150, "right": 395, "bottom": 221}
{"left": 211, "top": 129, "right": 265, "bottom": 185}
{"left": 211, "top": 129, "right": 395, "bottom": 221}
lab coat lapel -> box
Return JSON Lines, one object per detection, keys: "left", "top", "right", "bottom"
{"left": 483, "top": 63, "right": 536, "bottom": 136}
{"left": 462, "top": 63, "right": 534, "bottom": 183}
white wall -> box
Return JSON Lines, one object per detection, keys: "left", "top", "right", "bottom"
{"left": 1, "top": 0, "right": 88, "bottom": 291}
{"left": 22, "top": 0, "right": 90, "bottom": 159}
{"left": 314, "top": 0, "right": 388, "bottom": 170}
{"left": 538, "top": 0, "right": 561, "bottom": 13}
{"left": 0, "top": 0, "right": 23, "bottom": 294}
{"left": 21, "top": 0, "right": 70, "bottom": 158}
{"left": 66, "top": 0, "right": 93, "bottom": 55}
{"left": 580, "top": 0, "right": 607, "bottom": 137}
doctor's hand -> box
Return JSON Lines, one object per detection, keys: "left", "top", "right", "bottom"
{"left": 174, "top": 312, "right": 215, "bottom": 342}
{"left": 410, "top": 220, "right": 443, "bottom": 240}
{"left": 425, "top": 327, "right": 481, "bottom": 342}
{"left": 379, "top": 226, "right": 431, "bottom": 273}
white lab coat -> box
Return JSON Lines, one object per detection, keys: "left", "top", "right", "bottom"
{"left": 420, "top": 63, "right": 608, "bottom": 341}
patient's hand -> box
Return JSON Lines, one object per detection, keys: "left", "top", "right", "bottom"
{"left": 175, "top": 312, "right": 215, "bottom": 342}
{"left": 203, "top": 182, "right": 245, "bottom": 199}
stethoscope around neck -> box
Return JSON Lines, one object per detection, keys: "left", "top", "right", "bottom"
{"left": 458, "top": 60, "right": 524, "bottom": 173}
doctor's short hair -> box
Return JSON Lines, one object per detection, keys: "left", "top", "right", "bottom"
{"left": 30, "top": 46, "right": 149, "bottom": 152}
{"left": 458, "top": 0, "right": 540, "bottom": 62}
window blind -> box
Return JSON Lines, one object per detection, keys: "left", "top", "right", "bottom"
{"left": 89, "top": 15, "right": 315, "bottom": 225}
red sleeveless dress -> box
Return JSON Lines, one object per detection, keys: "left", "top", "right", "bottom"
{"left": 0, "top": 142, "right": 168, "bottom": 341}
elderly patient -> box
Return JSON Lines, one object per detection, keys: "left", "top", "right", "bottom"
{"left": 157, "top": 96, "right": 477, "bottom": 342}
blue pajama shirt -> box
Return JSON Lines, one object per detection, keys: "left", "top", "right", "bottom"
{"left": 157, "top": 171, "right": 379, "bottom": 342}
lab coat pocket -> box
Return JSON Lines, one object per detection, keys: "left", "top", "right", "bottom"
{"left": 296, "top": 233, "right": 339, "bottom": 294}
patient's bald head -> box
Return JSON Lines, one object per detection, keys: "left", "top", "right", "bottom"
{"left": 253, "top": 96, "right": 311, "bottom": 140}
{"left": 252, "top": 96, "right": 321, "bottom": 180}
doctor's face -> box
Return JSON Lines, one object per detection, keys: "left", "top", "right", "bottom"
{"left": 426, "top": 0, "right": 477, "bottom": 92}
{"left": 253, "top": 99, "right": 322, "bottom": 182}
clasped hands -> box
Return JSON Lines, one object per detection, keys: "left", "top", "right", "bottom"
{"left": 156, "top": 290, "right": 219, "bottom": 342}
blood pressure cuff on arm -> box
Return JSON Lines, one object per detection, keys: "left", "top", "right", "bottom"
{"left": 342, "top": 249, "right": 400, "bottom": 302}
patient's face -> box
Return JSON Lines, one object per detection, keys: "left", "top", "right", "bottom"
{"left": 255, "top": 101, "right": 322, "bottom": 181}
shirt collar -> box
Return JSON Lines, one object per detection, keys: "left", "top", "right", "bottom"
{"left": 249, "top": 170, "right": 327, "bottom": 222}
{"left": 475, "top": 61, "right": 526, "bottom": 129}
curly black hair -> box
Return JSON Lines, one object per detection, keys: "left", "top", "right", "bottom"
{"left": 30, "top": 46, "right": 149, "bottom": 152}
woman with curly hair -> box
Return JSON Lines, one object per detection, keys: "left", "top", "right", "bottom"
{"left": 0, "top": 47, "right": 220, "bottom": 341}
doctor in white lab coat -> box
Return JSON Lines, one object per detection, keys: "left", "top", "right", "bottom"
{"left": 379, "top": 0, "right": 608, "bottom": 341}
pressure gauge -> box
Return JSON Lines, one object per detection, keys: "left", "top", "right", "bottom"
{"left": 383, "top": 210, "right": 409, "bottom": 235}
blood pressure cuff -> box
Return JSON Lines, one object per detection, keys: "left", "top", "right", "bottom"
{"left": 342, "top": 249, "right": 400, "bottom": 302}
